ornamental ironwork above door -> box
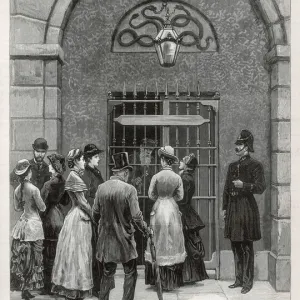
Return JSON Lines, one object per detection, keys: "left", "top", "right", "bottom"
{"left": 111, "top": 0, "right": 219, "bottom": 53}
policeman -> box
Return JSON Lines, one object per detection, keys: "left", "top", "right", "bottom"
{"left": 10, "top": 138, "right": 51, "bottom": 190}
{"left": 222, "top": 130, "right": 266, "bottom": 294}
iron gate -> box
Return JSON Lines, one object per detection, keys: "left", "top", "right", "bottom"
{"left": 107, "top": 83, "right": 220, "bottom": 278}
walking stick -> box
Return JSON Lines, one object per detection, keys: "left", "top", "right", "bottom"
{"left": 149, "top": 228, "right": 163, "bottom": 300}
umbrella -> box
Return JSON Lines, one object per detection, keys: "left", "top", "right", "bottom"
{"left": 149, "top": 228, "right": 163, "bottom": 300}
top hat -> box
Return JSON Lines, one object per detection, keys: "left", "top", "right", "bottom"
{"left": 158, "top": 146, "right": 179, "bottom": 163}
{"left": 47, "top": 154, "right": 66, "bottom": 174}
{"left": 140, "top": 138, "right": 156, "bottom": 149}
{"left": 84, "top": 144, "right": 104, "bottom": 157}
{"left": 32, "top": 138, "right": 49, "bottom": 151}
{"left": 182, "top": 153, "right": 198, "bottom": 170}
{"left": 235, "top": 129, "right": 254, "bottom": 152}
{"left": 112, "top": 152, "right": 133, "bottom": 171}
{"left": 14, "top": 159, "right": 31, "bottom": 176}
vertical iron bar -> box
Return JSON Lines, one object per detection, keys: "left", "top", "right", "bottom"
{"left": 196, "top": 101, "right": 200, "bottom": 201}
{"left": 122, "top": 82, "right": 126, "bottom": 152}
{"left": 163, "top": 82, "right": 170, "bottom": 145}
{"left": 155, "top": 101, "right": 158, "bottom": 174}
{"left": 175, "top": 102, "right": 179, "bottom": 159}
{"left": 133, "top": 102, "right": 137, "bottom": 166}
{"left": 175, "top": 82, "right": 179, "bottom": 159}
{"left": 208, "top": 105, "right": 212, "bottom": 259}
{"left": 214, "top": 103, "right": 220, "bottom": 279}
{"left": 143, "top": 95, "right": 147, "bottom": 199}
{"left": 122, "top": 102, "right": 126, "bottom": 151}
{"left": 155, "top": 82, "right": 159, "bottom": 174}
{"left": 186, "top": 102, "right": 190, "bottom": 155}
{"left": 113, "top": 105, "right": 116, "bottom": 152}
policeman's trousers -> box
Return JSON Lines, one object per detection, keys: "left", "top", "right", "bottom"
{"left": 231, "top": 241, "right": 254, "bottom": 289}
{"left": 99, "top": 259, "right": 137, "bottom": 300}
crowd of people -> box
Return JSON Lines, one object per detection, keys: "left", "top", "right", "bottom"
{"left": 10, "top": 129, "right": 266, "bottom": 300}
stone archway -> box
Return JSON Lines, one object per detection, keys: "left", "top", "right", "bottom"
{"left": 9, "top": 0, "right": 290, "bottom": 291}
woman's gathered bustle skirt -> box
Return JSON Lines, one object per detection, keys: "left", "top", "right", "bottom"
{"left": 182, "top": 229, "right": 209, "bottom": 283}
{"left": 10, "top": 239, "right": 44, "bottom": 291}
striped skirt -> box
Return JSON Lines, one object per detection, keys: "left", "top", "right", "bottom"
{"left": 10, "top": 239, "right": 44, "bottom": 291}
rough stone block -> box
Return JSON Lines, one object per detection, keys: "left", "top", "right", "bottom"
{"left": 11, "top": 0, "right": 16, "bottom": 14}
{"left": 12, "top": 119, "right": 44, "bottom": 151}
{"left": 49, "top": 0, "right": 73, "bottom": 28}
{"left": 271, "top": 23, "right": 285, "bottom": 46}
{"left": 10, "top": 87, "right": 44, "bottom": 118}
{"left": 271, "top": 153, "right": 291, "bottom": 184}
{"left": 271, "top": 219, "right": 290, "bottom": 256}
{"left": 13, "top": 0, "right": 55, "bottom": 21}
{"left": 10, "top": 15, "right": 46, "bottom": 44}
{"left": 275, "top": 0, "right": 290, "bottom": 18}
{"left": 260, "top": 0, "right": 280, "bottom": 23}
{"left": 45, "top": 119, "right": 61, "bottom": 151}
{"left": 269, "top": 253, "right": 290, "bottom": 291}
{"left": 11, "top": 59, "right": 43, "bottom": 85}
{"left": 219, "top": 250, "right": 235, "bottom": 280}
{"left": 46, "top": 26, "right": 63, "bottom": 45}
{"left": 271, "top": 61, "right": 290, "bottom": 88}
{"left": 45, "top": 60, "right": 62, "bottom": 87}
{"left": 11, "top": 44, "right": 64, "bottom": 63}
{"left": 285, "top": 19, "right": 290, "bottom": 45}
{"left": 271, "top": 185, "right": 291, "bottom": 218}
{"left": 271, "top": 87, "right": 291, "bottom": 120}
{"left": 271, "top": 121, "right": 290, "bottom": 152}
{"left": 265, "top": 45, "right": 290, "bottom": 64}
{"left": 254, "top": 251, "right": 269, "bottom": 280}
{"left": 45, "top": 87, "right": 62, "bottom": 119}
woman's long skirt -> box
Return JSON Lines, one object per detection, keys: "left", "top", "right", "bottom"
{"left": 51, "top": 207, "right": 93, "bottom": 299}
{"left": 182, "top": 229, "right": 209, "bottom": 283}
{"left": 10, "top": 239, "right": 44, "bottom": 291}
{"left": 42, "top": 205, "right": 64, "bottom": 293}
{"left": 144, "top": 197, "right": 186, "bottom": 290}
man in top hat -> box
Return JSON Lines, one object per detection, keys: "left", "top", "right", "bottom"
{"left": 222, "top": 129, "right": 266, "bottom": 294}
{"left": 82, "top": 143, "right": 105, "bottom": 297}
{"left": 10, "top": 138, "right": 51, "bottom": 191}
{"left": 92, "top": 152, "right": 149, "bottom": 300}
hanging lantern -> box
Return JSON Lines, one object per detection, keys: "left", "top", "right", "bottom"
{"left": 154, "top": 4, "right": 181, "bottom": 68}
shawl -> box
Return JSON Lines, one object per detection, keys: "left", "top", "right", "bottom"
{"left": 65, "top": 167, "right": 87, "bottom": 192}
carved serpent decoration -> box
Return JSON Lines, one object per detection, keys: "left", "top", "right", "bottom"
{"left": 116, "top": 3, "right": 215, "bottom": 51}
{"left": 171, "top": 5, "right": 213, "bottom": 51}
{"left": 118, "top": 5, "right": 165, "bottom": 47}
{"left": 117, "top": 28, "right": 154, "bottom": 47}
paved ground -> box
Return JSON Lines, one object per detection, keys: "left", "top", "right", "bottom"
{"left": 11, "top": 271, "right": 290, "bottom": 300}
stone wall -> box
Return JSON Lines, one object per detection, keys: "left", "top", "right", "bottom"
{"left": 9, "top": 0, "right": 290, "bottom": 291}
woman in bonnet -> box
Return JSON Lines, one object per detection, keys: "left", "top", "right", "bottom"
{"left": 144, "top": 146, "right": 186, "bottom": 291}
{"left": 10, "top": 159, "right": 46, "bottom": 300}
{"left": 51, "top": 149, "right": 93, "bottom": 299}
{"left": 178, "top": 153, "right": 208, "bottom": 283}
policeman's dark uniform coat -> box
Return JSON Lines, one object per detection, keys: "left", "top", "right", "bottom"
{"left": 223, "top": 130, "right": 266, "bottom": 291}
{"left": 10, "top": 138, "right": 51, "bottom": 190}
